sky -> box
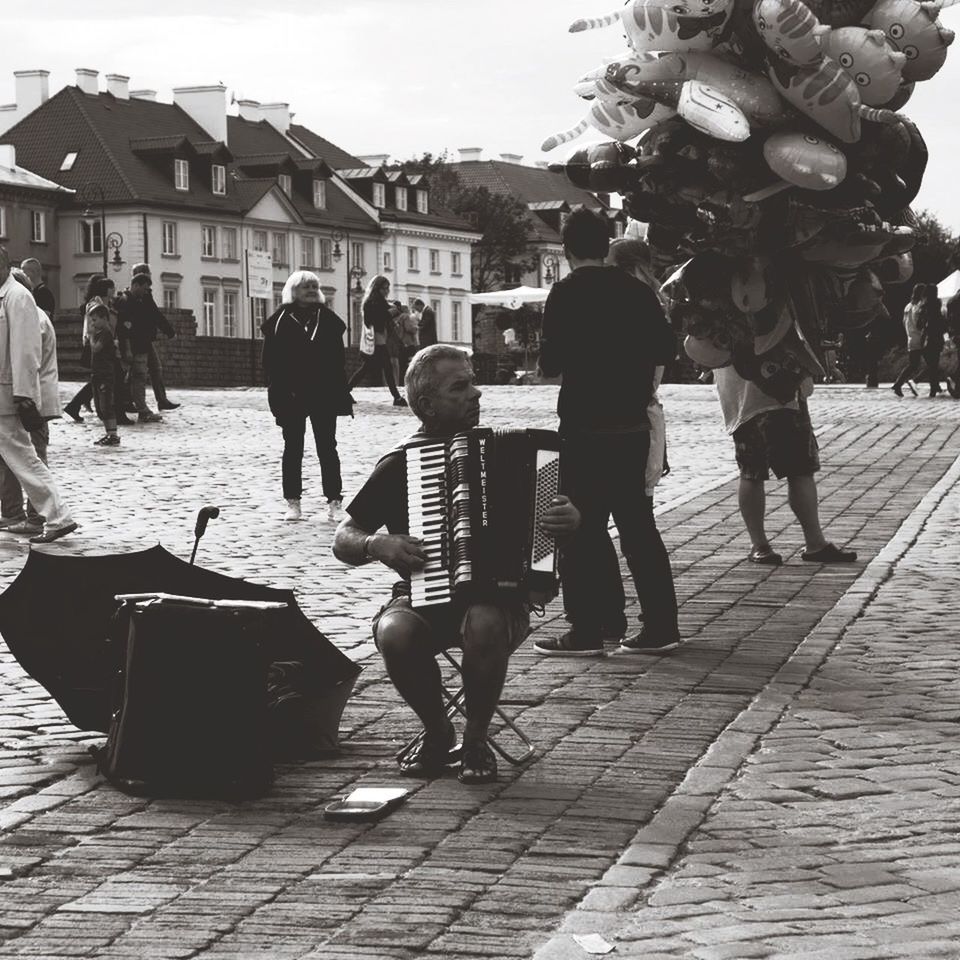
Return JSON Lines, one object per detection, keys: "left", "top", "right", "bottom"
{"left": 5, "top": 0, "right": 960, "bottom": 233}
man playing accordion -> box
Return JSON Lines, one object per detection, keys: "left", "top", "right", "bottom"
{"left": 333, "top": 345, "right": 580, "bottom": 784}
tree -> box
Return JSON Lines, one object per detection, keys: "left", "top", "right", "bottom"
{"left": 400, "top": 153, "right": 535, "bottom": 293}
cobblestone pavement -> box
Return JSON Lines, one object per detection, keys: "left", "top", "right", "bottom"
{"left": 0, "top": 382, "right": 957, "bottom": 959}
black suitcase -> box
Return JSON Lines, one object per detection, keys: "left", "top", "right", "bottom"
{"left": 96, "top": 596, "right": 277, "bottom": 798}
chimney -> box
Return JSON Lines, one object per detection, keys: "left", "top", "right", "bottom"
{"left": 130, "top": 89, "right": 157, "bottom": 101}
{"left": 357, "top": 153, "right": 390, "bottom": 168}
{"left": 499, "top": 153, "right": 523, "bottom": 164}
{"left": 14, "top": 70, "right": 50, "bottom": 115}
{"left": 260, "top": 102, "right": 291, "bottom": 134}
{"left": 106, "top": 74, "right": 130, "bottom": 100}
{"left": 173, "top": 84, "right": 227, "bottom": 143}
{"left": 458, "top": 147, "right": 483, "bottom": 163}
{"left": 0, "top": 144, "right": 15, "bottom": 169}
{"left": 76, "top": 68, "right": 99, "bottom": 95}
{"left": 236, "top": 98, "right": 262, "bottom": 122}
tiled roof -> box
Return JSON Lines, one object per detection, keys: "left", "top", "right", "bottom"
{"left": 288, "top": 124, "right": 366, "bottom": 170}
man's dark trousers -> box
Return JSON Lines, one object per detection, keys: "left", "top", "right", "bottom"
{"left": 561, "top": 430, "right": 678, "bottom": 640}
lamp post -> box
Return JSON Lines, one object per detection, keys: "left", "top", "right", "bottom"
{"left": 542, "top": 253, "right": 560, "bottom": 286}
{"left": 76, "top": 182, "right": 110, "bottom": 276}
{"left": 106, "top": 232, "right": 125, "bottom": 274}
{"left": 350, "top": 264, "right": 365, "bottom": 295}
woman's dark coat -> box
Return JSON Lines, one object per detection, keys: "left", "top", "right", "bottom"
{"left": 261, "top": 303, "right": 352, "bottom": 424}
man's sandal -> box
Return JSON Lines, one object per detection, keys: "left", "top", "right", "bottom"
{"left": 458, "top": 740, "right": 498, "bottom": 785}
{"left": 398, "top": 722, "right": 459, "bottom": 778}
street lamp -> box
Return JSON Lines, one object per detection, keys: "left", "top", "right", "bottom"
{"left": 76, "top": 182, "right": 108, "bottom": 275}
{"left": 542, "top": 253, "right": 560, "bottom": 285}
{"left": 106, "top": 232, "right": 125, "bottom": 273}
{"left": 331, "top": 229, "right": 345, "bottom": 262}
{"left": 350, "top": 264, "right": 365, "bottom": 295}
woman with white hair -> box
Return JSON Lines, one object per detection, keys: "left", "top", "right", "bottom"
{"left": 261, "top": 270, "right": 353, "bottom": 522}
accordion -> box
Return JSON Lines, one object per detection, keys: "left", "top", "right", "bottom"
{"left": 404, "top": 428, "right": 562, "bottom": 609}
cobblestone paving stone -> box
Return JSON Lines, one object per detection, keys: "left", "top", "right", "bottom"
{"left": 0, "top": 383, "right": 957, "bottom": 958}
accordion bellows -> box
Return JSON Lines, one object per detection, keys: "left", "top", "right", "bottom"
{"left": 404, "top": 428, "right": 562, "bottom": 609}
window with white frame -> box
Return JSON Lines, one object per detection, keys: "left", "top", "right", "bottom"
{"left": 408, "top": 246, "right": 419, "bottom": 271}
{"left": 396, "top": 188, "right": 407, "bottom": 211}
{"left": 222, "top": 227, "right": 238, "bottom": 260}
{"left": 278, "top": 174, "right": 292, "bottom": 197}
{"left": 252, "top": 229, "right": 267, "bottom": 252}
{"left": 201, "top": 225, "right": 217, "bottom": 259}
{"left": 319, "top": 238, "right": 332, "bottom": 270}
{"left": 202, "top": 288, "right": 218, "bottom": 336}
{"left": 429, "top": 249, "right": 440, "bottom": 274}
{"left": 79, "top": 219, "right": 103, "bottom": 254}
{"left": 416, "top": 190, "right": 428, "bottom": 214}
{"left": 451, "top": 251, "right": 462, "bottom": 275}
{"left": 350, "top": 241, "right": 363, "bottom": 271}
{"left": 162, "top": 287, "right": 179, "bottom": 311}
{"left": 300, "top": 235, "right": 314, "bottom": 268}
{"left": 383, "top": 250, "right": 392, "bottom": 271}
{"left": 272, "top": 232, "right": 288, "bottom": 265}
{"left": 252, "top": 297, "right": 266, "bottom": 337}
{"left": 174, "top": 158, "right": 190, "bottom": 191}
{"left": 60, "top": 151, "right": 79, "bottom": 172}
{"left": 372, "top": 182, "right": 386, "bottom": 208}
{"left": 162, "top": 221, "right": 178, "bottom": 255}
{"left": 313, "top": 180, "right": 326, "bottom": 209}
{"left": 452, "top": 301, "right": 462, "bottom": 341}
{"left": 0, "top": 206, "right": 6, "bottom": 238}
{"left": 223, "top": 291, "right": 238, "bottom": 337}
{"left": 31, "top": 211, "right": 46, "bottom": 243}
{"left": 211, "top": 164, "right": 226, "bottom": 196}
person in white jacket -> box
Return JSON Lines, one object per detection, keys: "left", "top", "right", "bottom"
{"left": 0, "top": 249, "right": 75, "bottom": 543}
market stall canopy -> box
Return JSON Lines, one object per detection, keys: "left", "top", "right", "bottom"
{"left": 469, "top": 286, "right": 550, "bottom": 310}
{"left": 936, "top": 270, "right": 960, "bottom": 302}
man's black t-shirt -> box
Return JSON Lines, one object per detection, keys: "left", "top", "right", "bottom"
{"left": 345, "top": 449, "right": 408, "bottom": 536}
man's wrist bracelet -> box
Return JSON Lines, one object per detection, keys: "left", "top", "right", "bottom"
{"left": 362, "top": 535, "right": 374, "bottom": 560}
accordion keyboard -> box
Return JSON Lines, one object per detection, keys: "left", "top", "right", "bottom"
{"left": 406, "top": 441, "right": 454, "bottom": 607}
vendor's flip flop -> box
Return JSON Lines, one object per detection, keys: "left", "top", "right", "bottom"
{"left": 748, "top": 548, "right": 782, "bottom": 565}
{"left": 801, "top": 543, "right": 857, "bottom": 563}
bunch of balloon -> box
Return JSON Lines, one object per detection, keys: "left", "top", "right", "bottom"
{"left": 546, "top": 0, "right": 959, "bottom": 395}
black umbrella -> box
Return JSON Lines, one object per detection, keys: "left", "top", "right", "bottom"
{"left": 0, "top": 545, "right": 361, "bottom": 737}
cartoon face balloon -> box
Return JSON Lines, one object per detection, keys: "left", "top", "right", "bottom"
{"left": 763, "top": 132, "right": 848, "bottom": 189}
{"left": 819, "top": 27, "right": 908, "bottom": 104}
{"left": 863, "top": 0, "right": 955, "bottom": 81}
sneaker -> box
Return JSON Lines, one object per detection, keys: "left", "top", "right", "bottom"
{"left": 534, "top": 630, "right": 603, "bottom": 657}
{"left": 458, "top": 740, "right": 498, "bottom": 785}
{"left": 0, "top": 515, "right": 27, "bottom": 530}
{"left": 283, "top": 499, "right": 302, "bottom": 521}
{"left": 30, "top": 521, "right": 78, "bottom": 544}
{"left": 138, "top": 411, "right": 163, "bottom": 423}
{"left": 393, "top": 396, "right": 408, "bottom": 407}
{"left": 158, "top": 401, "right": 180, "bottom": 410}
{"left": 6, "top": 520, "right": 44, "bottom": 537}
{"left": 327, "top": 499, "right": 344, "bottom": 522}
{"left": 94, "top": 434, "right": 121, "bottom": 446}
{"left": 619, "top": 629, "right": 680, "bottom": 655}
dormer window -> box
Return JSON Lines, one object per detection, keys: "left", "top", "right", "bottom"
{"left": 373, "top": 182, "right": 386, "bottom": 208}
{"left": 174, "top": 158, "right": 190, "bottom": 191}
{"left": 279, "top": 174, "right": 292, "bottom": 197}
{"left": 212, "top": 164, "right": 226, "bottom": 196}
{"left": 60, "top": 151, "right": 79, "bottom": 172}
{"left": 396, "top": 188, "right": 408, "bottom": 212}
{"left": 312, "top": 179, "right": 326, "bottom": 209}
{"left": 416, "top": 189, "right": 428, "bottom": 214}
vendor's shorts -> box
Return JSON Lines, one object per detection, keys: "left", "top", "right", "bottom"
{"left": 372, "top": 595, "right": 530, "bottom": 655}
{"left": 733, "top": 407, "right": 820, "bottom": 481}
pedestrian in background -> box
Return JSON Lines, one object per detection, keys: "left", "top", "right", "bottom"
{"left": 262, "top": 270, "right": 353, "bottom": 523}
{"left": 86, "top": 277, "right": 122, "bottom": 447}
{"left": 0, "top": 268, "right": 62, "bottom": 534}
{"left": 347, "top": 276, "right": 407, "bottom": 407}
{"left": 0, "top": 246, "right": 76, "bottom": 543}
{"left": 386, "top": 300, "right": 404, "bottom": 388}
{"left": 395, "top": 301, "right": 419, "bottom": 383}
{"left": 414, "top": 298, "right": 437, "bottom": 348}
{"left": 116, "top": 275, "right": 164, "bottom": 423}
{"left": 920, "top": 284, "right": 946, "bottom": 397}
{"left": 64, "top": 275, "right": 106, "bottom": 423}
{"left": 19, "top": 259, "right": 54, "bottom": 317}
{"left": 130, "top": 264, "right": 179, "bottom": 411}
{"left": 536, "top": 208, "right": 679, "bottom": 657}
{"left": 893, "top": 284, "right": 927, "bottom": 397}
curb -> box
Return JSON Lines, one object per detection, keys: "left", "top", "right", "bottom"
{"left": 533, "top": 446, "right": 960, "bottom": 960}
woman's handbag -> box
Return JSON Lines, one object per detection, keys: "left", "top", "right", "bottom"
{"left": 359, "top": 322, "right": 375, "bottom": 356}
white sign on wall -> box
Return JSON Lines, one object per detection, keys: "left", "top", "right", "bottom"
{"left": 246, "top": 250, "right": 273, "bottom": 299}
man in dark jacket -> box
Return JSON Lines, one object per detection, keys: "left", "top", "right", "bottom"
{"left": 116, "top": 274, "right": 166, "bottom": 422}
{"left": 130, "top": 264, "right": 179, "bottom": 411}
{"left": 536, "top": 208, "right": 680, "bottom": 657}
{"left": 414, "top": 299, "right": 437, "bottom": 347}
{"left": 20, "top": 259, "right": 54, "bottom": 317}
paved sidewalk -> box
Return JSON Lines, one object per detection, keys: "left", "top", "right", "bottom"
{"left": 0, "top": 383, "right": 957, "bottom": 959}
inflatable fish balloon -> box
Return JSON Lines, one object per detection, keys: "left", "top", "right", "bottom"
{"left": 763, "top": 131, "right": 847, "bottom": 189}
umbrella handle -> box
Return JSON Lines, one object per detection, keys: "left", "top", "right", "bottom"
{"left": 190, "top": 506, "right": 221, "bottom": 565}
